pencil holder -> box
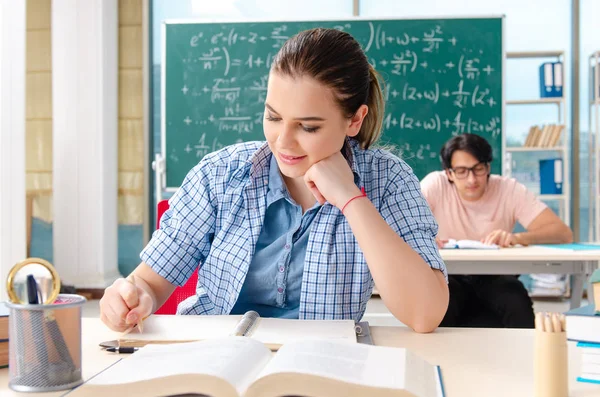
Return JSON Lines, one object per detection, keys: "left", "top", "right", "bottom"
{"left": 6, "top": 294, "right": 86, "bottom": 392}
{"left": 534, "top": 329, "right": 568, "bottom": 397}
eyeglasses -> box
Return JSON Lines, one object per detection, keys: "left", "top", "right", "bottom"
{"left": 449, "top": 162, "right": 489, "bottom": 179}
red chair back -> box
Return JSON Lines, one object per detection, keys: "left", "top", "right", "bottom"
{"left": 154, "top": 200, "right": 199, "bottom": 314}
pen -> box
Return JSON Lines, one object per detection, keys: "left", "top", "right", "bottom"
{"left": 105, "top": 346, "right": 139, "bottom": 354}
{"left": 26, "top": 274, "right": 40, "bottom": 304}
{"left": 26, "top": 274, "right": 50, "bottom": 378}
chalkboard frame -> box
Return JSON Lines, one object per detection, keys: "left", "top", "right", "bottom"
{"left": 159, "top": 16, "right": 506, "bottom": 193}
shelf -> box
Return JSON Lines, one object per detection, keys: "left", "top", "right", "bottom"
{"left": 506, "top": 98, "right": 563, "bottom": 105}
{"left": 506, "top": 146, "right": 565, "bottom": 152}
{"left": 507, "top": 51, "right": 564, "bottom": 59}
{"left": 538, "top": 194, "right": 566, "bottom": 200}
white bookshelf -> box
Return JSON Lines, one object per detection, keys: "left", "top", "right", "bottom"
{"left": 505, "top": 146, "right": 565, "bottom": 153}
{"left": 589, "top": 51, "right": 600, "bottom": 241}
{"left": 506, "top": 98, "right": 563, "bottom": 106}
{"left": 505, "top": 51, "right": 570, "bottom": 227}
{"left": 505, "top": 51, "right": 569, "bottom": 299}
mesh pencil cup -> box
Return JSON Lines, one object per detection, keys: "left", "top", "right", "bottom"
{"left": 6, "top": 294, "right": 87, "bottom": 392}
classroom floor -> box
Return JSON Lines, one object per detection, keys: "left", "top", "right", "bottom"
{"left": 82, "top": 297, "right": 579, "bottom": 327}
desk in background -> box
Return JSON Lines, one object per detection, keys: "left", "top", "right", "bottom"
{"left": 441, "top": 246, "right": 600, "bottom": 309}
{"left": 0, "top": 318, "right": 598, "bottom": 397}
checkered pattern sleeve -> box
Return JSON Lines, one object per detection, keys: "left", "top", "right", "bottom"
{"left": 378, "top": 159, "right": 448, "bottom": 281}
{"left": 140, "top": 160, "right": 217, "bottom": 286}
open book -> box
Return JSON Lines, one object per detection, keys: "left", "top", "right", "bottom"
{"left": 115, "top": 313, "right": 358, "bottom": 350}
{"left": 70, "top": 337, "right": 444, "bottom": 397}
{"left": 442, "top": 239, "right": 499, "bottom": 250}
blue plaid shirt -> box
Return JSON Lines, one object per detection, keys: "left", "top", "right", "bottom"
{"left": 230, "top": 155, "right": 321, "bottom": 318}
{"left": 141, "top": 139, "right": 447, "bottom": 321}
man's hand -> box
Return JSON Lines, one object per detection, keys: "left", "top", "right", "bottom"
{"left": 435, "top": 237, "right": 448, "bottom": 249}
{"left": 482, "top": 229, "right": 523, "bottom": 247}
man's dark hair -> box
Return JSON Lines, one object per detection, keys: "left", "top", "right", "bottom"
{"left": 440, "top": 133, "right": 493, "bottom": 170}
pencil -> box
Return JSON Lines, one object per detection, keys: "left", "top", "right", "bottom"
{"left": 544, "top": 312, "right": 554, "bottom": 333}
{"left": 535, "top": 312, "right": 544, "bottom": 331}
{"left": 551, "top": 313, "right": 562, "bottom": 333}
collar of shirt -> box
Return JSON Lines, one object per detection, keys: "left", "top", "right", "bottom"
{"left": 266, "top": 154, "right": 289, "bottom": 207}
{"left": 266, "top": 154, "right": 324, "bottom": 212}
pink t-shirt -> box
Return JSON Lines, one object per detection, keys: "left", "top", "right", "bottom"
{"left": 420, "top": 171, "right": 547, "bottom": 241}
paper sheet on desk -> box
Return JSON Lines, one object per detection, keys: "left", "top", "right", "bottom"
{"left": 442, "top": 239, "right": 499, "bottom": 250}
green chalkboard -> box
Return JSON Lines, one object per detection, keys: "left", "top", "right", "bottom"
{"left": 163, "top": 17, "right": 503, "bottom": 188}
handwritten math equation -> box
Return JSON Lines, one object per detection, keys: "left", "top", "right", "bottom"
{"left": 169, "top": 21, "right": 501, "bottom": 165}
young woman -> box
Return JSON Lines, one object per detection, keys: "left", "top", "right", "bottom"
{"left": 100, "top": 28, "right": 448, "bottom": 333}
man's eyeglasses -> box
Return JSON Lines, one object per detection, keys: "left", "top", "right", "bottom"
{"left": 449, "top": 163, "right": 489, "bottom": 179}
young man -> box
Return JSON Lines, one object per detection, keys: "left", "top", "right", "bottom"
{"left": 420, "top": 133, "right": 573, "bottom": 328}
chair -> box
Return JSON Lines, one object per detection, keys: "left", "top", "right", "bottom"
{"left": 154, "top": 200, "right": 199, "bottom": 314}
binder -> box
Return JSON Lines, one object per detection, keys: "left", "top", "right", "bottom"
{"left": 539, "top": 62, "right": 563, "bottom": 98}
{"left": 539, "top": 158, "right": 563, "bottom": 195}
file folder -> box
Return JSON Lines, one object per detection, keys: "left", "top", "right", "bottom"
{"left": 539, "top": 62, "right": 563, "bottom": 98}
{"left": 539, "top": 158, "right": 563, "bottom": 195}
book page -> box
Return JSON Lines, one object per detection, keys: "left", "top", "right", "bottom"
{"left": 251, "top": 318, "right": 357, "bottom": 346}
{"left": 117, "top": 315, "right": 243, "bottom": 345}
{"left": 87, "top": 337, "right": 272, "bottom": 394}
{"left": 117, "top": 315, "right": 356, "bottom": 348}
{"left": 255, "top": 340, "right": 409, "bottom": 390}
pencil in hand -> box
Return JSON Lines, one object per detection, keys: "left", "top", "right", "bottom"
{"left": 122, "top": 274, "right": 147, "bottom": 335}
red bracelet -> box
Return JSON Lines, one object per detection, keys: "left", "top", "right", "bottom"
{"left": 341, "top": 187, "right": 367, "bottom": 214}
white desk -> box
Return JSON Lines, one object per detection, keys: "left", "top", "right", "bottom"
{"left": 441, "top": 246, "right": 600, "bottom": 309}
{"left": 0, "top": 318, "right": 597, "bottom": 397}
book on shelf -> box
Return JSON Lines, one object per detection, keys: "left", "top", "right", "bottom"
{"left": 113, "top": 313, "right": 358, "bottom": 350}
{"left": 523, "top": 124, "right": 564, "bottom": 148}
{"left": 69, "top": 337, "right": 445, "bottom": 397}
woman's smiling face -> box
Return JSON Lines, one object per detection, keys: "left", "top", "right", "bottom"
{"left": 263, "top": 72, "right": 357, "bottom": 180}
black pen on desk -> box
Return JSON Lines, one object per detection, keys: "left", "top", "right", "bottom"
{"left": 105, "top": 346, "right": 139, "bottom": 354}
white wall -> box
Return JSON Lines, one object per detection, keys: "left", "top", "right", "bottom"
{"left": 0, "top": 1, "right": 27, "bottom": 300}
{"left": 52, "top": 0, "right": 120, "bottom": 287}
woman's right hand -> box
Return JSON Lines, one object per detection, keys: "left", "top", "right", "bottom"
{"left": 99, "top": 277, "right": 154, "bottom": 332}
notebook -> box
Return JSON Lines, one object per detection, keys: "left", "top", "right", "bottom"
{"left": 575, "top": 342, "right": 600, "bottom": 385}
{"left": 442, "top": 239, "right": 499, "bottom": 250}
{"left": 0, "top": 302, "right": 8, "bottom": 368}
{"left": 114, "top": 311, "right": 359, "bottom": 351}
{"left": 70, "top": 337, "right": 445, "bottom": 397}
{"left": 534, "top": 243, "right": 600, "bottom": 251}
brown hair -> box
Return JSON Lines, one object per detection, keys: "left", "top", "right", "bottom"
{"left": 271, "top": 28, "right": 385, "bottom": 149}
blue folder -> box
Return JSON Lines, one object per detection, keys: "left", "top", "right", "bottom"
{"left": 539, "top": 62, "right": 563, "bottom": 98}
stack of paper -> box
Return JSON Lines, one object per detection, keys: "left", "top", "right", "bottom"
{"left": 529, "top": 274, "right": 568, "bottom": 297}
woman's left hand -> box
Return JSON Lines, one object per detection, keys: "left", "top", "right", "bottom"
{"left": 303, "top": 151, "right": 362, "bottom": 209}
